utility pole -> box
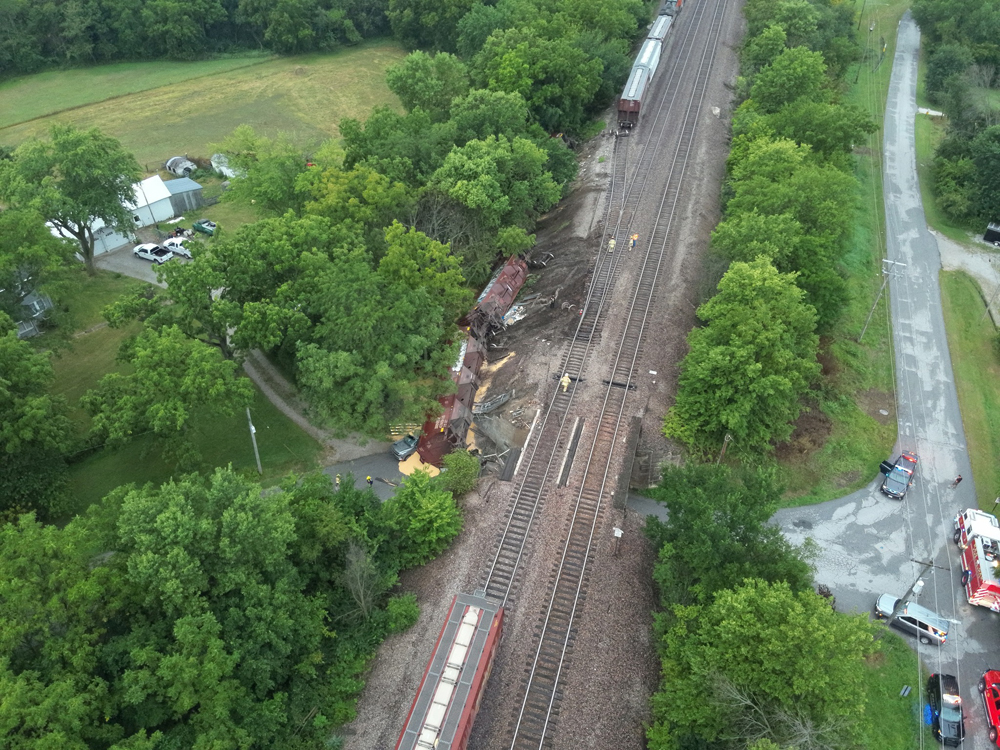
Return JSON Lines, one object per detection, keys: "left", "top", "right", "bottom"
{"left": 886, "top": 558, "right": 949, "bottom": 625}
{"left": 859, "top": 259, "right": 906, "bottom": 343}
{"left": 716, "top": 433, "right": 732, "bottom": 465}
{"left": 246, "top": 407, "right": 262, "bottom": 474}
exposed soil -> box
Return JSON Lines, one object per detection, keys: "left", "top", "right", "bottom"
{"left": 774, "top": 398, "right": 834, "bottom": 461}
{"left": 341, "top": 2, "right": 745, "bottom": 747}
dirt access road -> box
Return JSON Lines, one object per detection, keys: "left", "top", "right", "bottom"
{"left": 342, "top": 3, "right": 744, "bottom": 747}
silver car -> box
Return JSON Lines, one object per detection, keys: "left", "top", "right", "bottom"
{"left": 874, "top": 594, "right": 948, "bottom": 645}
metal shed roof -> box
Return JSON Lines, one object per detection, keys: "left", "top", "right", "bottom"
{"left": 164, "top": 177, "right": 203, "bottom": 195}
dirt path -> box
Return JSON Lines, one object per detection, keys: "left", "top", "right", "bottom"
{"left": 241, "top": 349, "right": 388, "bottom": 463}
{"left": 935, "top": 228, "right": 1000, "bottom": 320}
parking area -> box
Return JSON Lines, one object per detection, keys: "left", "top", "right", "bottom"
{"left": 94, "top": 238, "right": 196, "bottom": 287}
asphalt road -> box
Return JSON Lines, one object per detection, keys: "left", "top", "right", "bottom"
{"left": 775, "top": 14, "right": 999, "bottom": 747}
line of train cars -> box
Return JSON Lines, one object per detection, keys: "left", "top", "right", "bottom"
{"left": 617, "top": 0, "right": 682, "bottom": 130}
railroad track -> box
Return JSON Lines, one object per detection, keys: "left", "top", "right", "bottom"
{"left": 476, "top": 0, "right": 730, "bottom": 745}
{"left": 507, "top": 1, "right": 730, "bottom": 747}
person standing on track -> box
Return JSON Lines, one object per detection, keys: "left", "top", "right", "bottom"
{"left": 560, "top": 373, "right": 571, "bottom": 392}
{"left": 607, "top": 237, "right": 616, "bottom": 253}
{"left": 630, "top": 234, "right": 638, "bottom": 250}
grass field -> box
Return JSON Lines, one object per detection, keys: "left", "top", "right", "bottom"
{"left": 940, "top": 271, "right": 1000, "bottom": 510}
{"left": 777, "top": 0, "right": 905, "bottom": 505}
{"left": 0, "top": 41, "right": 406, "bottom": 168}
{"left": 0, "top": 56, "right": 272, "bottom": 129}
{"left": 862, "top": 629, "right": 926, "bottom": 749}
{"left": 46, "top": 269, "right": 322, "bottom": 517}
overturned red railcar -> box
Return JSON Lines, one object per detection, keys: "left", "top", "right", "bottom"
{"left": 416, "top": 256, "right": 528, "bottom": 467}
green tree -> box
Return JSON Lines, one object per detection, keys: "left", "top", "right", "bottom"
{"left": 340, "top": 106, "right": 458, "bottom": 186}
{"left": 81, "top": 325, "right": 254, "bottom": 466}
{"left": 649, "top": 579, "right": 874, "bottom": 750}
{"left": 430, "top": 134, "right": 561, "bottom": 230}
{"left": 741, "top": 23, "right": 788, "bottom": 75}
{"left": 766, "top": 99, "right": 877, "bottom": 164}
{"left": 0, "top": 208, "right": 75, "bottom": 326}
{"left": 439, "top": 449, "right": 481, "bottom": 495}
{"left": 386, "top": 51, "right": 470, "bottom": 122}
{"left": 0, "top": 313, "right": 72, "bottom": 520}
{"left": 925, "top": 42, "right": 974, "bottom": 100}
{"left": 217, "top": 125, "right": 309, "bottom": 215}
{"left": 140, "top": 0, "right": 226, "bottom": 59}
{"left": 0, "top": 514, "right": 158, "bottom": 750}
{"left": 472, "top": 27, "right": 603, "bottom": 132}
{"left": 108, "top": 468, "right": 330, "bottom": 748}
{"left": 0, "top": 125, "right": 142, "bottom": 275}
{"left": 971, "top": 123, "right": 1000, "bottom": 217}
{"left": 745, "top": 0, "right": 818, "bottom": 48}
{"left": 663, "top": 258, "right": 820, "bottom": 456}
{"left": 749, "top": 46, "right": 828, "bottom": 114}
{"left": 449, "top": 88, "right": 532, "bottom": 145}
{"left": 378, "top": 221, "right": 472, "bottom": 322}
{"left": 645, "top": 463, "right": 813, "bottom": 610}
{"left": 387, "top": 0, "right": 477, "bottom": 51}
{"left": 381, "top": 469, "right": 462, "bottom": 568}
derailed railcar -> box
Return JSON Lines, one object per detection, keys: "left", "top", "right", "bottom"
{"left": 395, "top": 593, "right": 504, "bottom": 750}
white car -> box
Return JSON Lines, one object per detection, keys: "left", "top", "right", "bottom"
{"left": 163, "top": 237, "right": 193, "bottom": 258}
{"left": 133, "top": 243, "right": 174, "bottom": 264}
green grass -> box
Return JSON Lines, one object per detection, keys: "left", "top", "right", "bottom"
{"left": 44, "top": 269, "right": 322, "bottom": 517}
{"left": 940, "top": 270, "right": 1000, "bottom": 510}
{"left": 64, "top": 388, "right": 322, "bottom": 516}
{"left": 0, "top": 56, "right": 273, "bottom": 129}
{"left": 0, "top": 41, "right": 407, "bottom": 168}
{"left": 861, "top": 630, "right": 924, "bottom": 749}
{"left": 778, "top": 0, "right": 906, "bottom": 505}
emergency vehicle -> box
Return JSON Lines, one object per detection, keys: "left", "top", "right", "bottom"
{"left": 955, "top": 509, "right": 1000, "bottom": 611}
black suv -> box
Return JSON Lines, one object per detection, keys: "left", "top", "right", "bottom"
{"left": 880, "top": 451, "right": 918, "bottom": 499}
{"left": 928, "top": 673, "right": 966, "bottom": 746}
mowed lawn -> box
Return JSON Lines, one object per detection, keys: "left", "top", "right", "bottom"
{"left": 47, "top": 270, "right": 322, "bottom": 516}
{"left": 0, "top": 41, "right": 406, "bottom": 167}
{"left": 940, "top": 270, "right": 1000, "bottom": 510}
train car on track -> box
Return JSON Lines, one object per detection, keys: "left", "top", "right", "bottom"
{"left": 396, "top": 592, "right": 504, "bottom": 750}
{"left": 617, "top": 3, "right": 677, "bottom": 129}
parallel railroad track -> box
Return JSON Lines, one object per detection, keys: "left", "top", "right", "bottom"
{"left": 476, "top": 0, "right": 731, "bottom": 745}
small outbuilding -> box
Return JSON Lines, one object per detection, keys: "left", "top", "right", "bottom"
{"left": 127, "top": 175, "right": 174, "bottom": 228}
{"left": 166, "top": 156, "right": 197, "bottom": 177}
{"left": 16, "top": 290, "right": 53, "bottom": 339}
{"left": 165, "top": 177, "right": 204, "bottom": 215}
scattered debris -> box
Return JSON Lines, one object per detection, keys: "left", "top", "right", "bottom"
{"left": 502, "top": 304, "right": 527, "bottom": 326}
{"left": 473, "top": 390, "right": 514, "bottom": 415}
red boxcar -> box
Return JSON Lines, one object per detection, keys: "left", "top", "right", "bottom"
{"left": 396, "top": 593, "right": 504, "bottom": 750}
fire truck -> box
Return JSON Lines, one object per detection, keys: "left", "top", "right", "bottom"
{"left": 955, "top": 509, "right": 1000, "bottom": 611}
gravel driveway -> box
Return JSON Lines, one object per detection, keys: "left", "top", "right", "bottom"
{"left": 94, "top": 243, "right": 169, "bottom": 286}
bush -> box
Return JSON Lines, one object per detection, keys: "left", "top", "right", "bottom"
{"left": 386, "top": 593, "right": 420, "bottom": 633}
{"left": 440, "top": 450, "right": 481, "bottom": 495}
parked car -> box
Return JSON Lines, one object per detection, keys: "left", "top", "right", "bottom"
{"left": 163, "top": 237, "right": 192, "bottom": 258}
{"left": 873, "top": 594, "right": 948, "bottom": 645}
{"left": 133, "top": 243, "right": 174, "bottom": 264}
{"left": 193, "top": 219, "right": 217, "bottom": 236}
{"left": 979, "top": 670, "right": 1000, "bottom": 745}
{"left": 880, "top": 450, "right": 918, "bottom": 499}
{"left": 392, "top": 434, "right": 419, "bottom": 461}
{"left": 928, "top": 673, "right": 966, "bottom": 746}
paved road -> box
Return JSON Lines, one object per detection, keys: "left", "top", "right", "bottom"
{"left": 775, "top": 14, "right": 999, "bottom": 746}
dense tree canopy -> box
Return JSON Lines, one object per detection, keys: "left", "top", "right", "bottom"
{"left": 648, "top": 580, "right": 875, "bottom": 750}
{"left": 0, "top": 0, "right": 391, "bottom": 75}
{"left": 663, "top": 258, "right": 820, "bottom": 456}
{"left": 0, "top": 466, "right": 461, "bottom": 747}
{"left": 386, "top": 50, "right": 470, "bottom": 122}
{"left": 0, "top": 208, "right": 75, "bottom": 326}
{"left": 0, "top": 313, "right": 72, "bottom": 520}
{"left": 0, "top": 125, "right": 142, "bottom": 275}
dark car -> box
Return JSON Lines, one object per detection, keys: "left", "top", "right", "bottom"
{"left": 928, "top": 673, "right": 966, "bottom": 746}
{"left": 391, "top": 434, "right": 419, "bottom": 461}
{"left": 979, "top": 670, "right": 1000, "bottom": 745}
{"left": 193, "top": 219, "right": 217, "bottom": 236}
{"left": 880, "top": 450, "right": 918, "bottom": 499}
